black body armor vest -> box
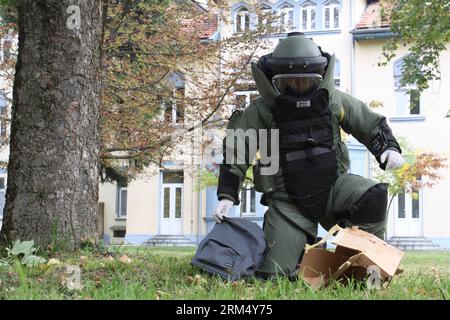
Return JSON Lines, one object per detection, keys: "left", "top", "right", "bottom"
{"left": 273, "top": 89, "right": 338, "bottom": 219}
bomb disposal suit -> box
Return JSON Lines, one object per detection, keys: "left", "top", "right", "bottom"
{"left": 214, "top": 33, "right": 404, "bottom": 278}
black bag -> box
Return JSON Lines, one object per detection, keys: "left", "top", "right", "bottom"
{"left": 191, "top": 217, "right": 268, "bottom": 281}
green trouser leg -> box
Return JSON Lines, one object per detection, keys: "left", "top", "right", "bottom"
{"left": 321, "top": 173, "right": 388, "bottom": 239}
{"left": 258, "top": 173, "right": 388, "bottom": 277}
{"left": 258, "top": 199, "right": 316, "bottom": 277}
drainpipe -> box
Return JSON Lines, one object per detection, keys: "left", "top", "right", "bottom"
{"left": 350, "top": 0, "right": 356, "bottom": 97}
{"left": 197, "top": 159, "right": 203, "bottom": 245}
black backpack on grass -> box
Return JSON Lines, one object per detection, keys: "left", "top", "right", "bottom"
{"left": 191, "top": 217, "right": 268, "bottom": 281}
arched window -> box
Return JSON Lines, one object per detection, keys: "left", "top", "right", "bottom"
{"left": 324, "top": 0, "right": 340, "bottom": 30}
{"left": 235, "top": 6, "right": 250, "bottom": 33}
{"left": 258, "top": 4, "right": 272, "bottom": 27}
{"left": 278, "top": 3, "right": 294, "bottom": 32}
{"left": 162, "top": 72, "right": 185, "bottom": 125}
{"left": 300, "top": 1, "right": 317, "bottom": 31}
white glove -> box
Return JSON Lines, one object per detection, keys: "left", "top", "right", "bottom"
{"left": 380, "top": 150, "right": 405, "bottom": 170}
{"left": 213, "top": 199, "right": 234, "bottom": 223}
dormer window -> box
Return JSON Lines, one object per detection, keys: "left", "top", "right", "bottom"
{"left": 300, "top": 1, "right": 317, "bottom": 31}
{"left": 235, "top": 7, "right": 250, "bottom": 33}
{"left": 278, "top": 3, "right": 294, "bottom": 32}
{"left": 324, "top": 0, "right": 340, "bottom": 30}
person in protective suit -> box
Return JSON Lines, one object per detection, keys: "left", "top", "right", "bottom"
{"left": 213, "top": 33, "right": 405, "bottom": 279}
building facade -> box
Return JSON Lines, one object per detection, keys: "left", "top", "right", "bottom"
{"left": 95, "top": 0, "right": 450, "bottom": 249}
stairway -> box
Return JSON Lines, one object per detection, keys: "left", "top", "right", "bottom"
{"left": 387, "top": 236, "right": 440, "bottom": 250}
{"left": 144, "top": 235, "right": 196, "bottom": 247}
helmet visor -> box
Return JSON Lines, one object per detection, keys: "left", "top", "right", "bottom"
{"left": 272, "top": 74, "right": 323, "bottom": 96}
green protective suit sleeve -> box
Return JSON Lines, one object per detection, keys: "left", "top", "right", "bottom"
{"left": 338, "top": 92, "right": 401, "bottom": 163}
{"left": 217, "top": 103, "right": 264, "bottom": 204}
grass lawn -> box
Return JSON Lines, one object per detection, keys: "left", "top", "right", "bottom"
{"left": 0, "top": 245, "right": 448, "bottom": 300}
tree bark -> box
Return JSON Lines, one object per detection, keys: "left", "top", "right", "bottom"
{"left": 0, "top": 0, "right": 103, "bottom": 247}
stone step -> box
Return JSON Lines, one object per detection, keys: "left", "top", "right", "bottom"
{"left": 387, "top": 237, "right": 440, "bottom": 250}
{"left": 145, "top": 242, "right": 195, "bottom": 247}
{"left": 388, "top": 240, "right": 433, "bottom": 245}
{"left": 143, "top": 235, "right": 196, "bottom": 247}
{"left": 395, "top": 245, "right": 441, "bottom": 251}
{"left": 389, "top": 236, "right": 426, "bottom": 240}
{"left": 148, "top": 239, "right": 193, "bottom": 244}
{"left": 153, "top": 234, "right": 190, "bottom": 238}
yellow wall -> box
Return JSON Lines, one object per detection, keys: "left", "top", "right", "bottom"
{"left": 355, "top": 39, "right": 450, "bottom": 238}
{"left": 98, "top": 181, "right": 126, "bottom": 243}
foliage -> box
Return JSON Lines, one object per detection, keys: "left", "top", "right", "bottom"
{"left": 195, "top": 167, "right": 218, "bottom": 191}
{"left": 0, "top": 1, "right": 279, "bottom": 183}
{"left": 379, "top": 0, "right": 450, "bottom": 94}
{"left": 372, "top": 137, "right": 448, "bottom": 212}
{"left": 1, "top": 240, "right": 46, "bottom": 267}
{"left": 0, "top": 246, "right": 448, "bottom": 299}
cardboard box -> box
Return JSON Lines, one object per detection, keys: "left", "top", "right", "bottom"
{"left": 298, "top": 225, "right": 404, "bottom": 289}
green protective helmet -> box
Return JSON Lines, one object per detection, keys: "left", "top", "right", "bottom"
{"left": 266, "top": 32, "right": 328, "bottom": 96}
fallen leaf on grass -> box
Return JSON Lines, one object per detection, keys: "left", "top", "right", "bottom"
{"left": 47, "top": 258, "right": 61, "bottom": 266}
{"left": 79, "top": 256, "right": 88, "bottom": 263}
{"left": 119, "top": 254, "right": 132, "bottom": 264}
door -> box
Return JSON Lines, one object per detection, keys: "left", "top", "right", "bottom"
{"left": 394, "top": 191, "right": 423, "bottom": 236}
{"left": 160, "top": 172, "right": 183, "bottom": 235}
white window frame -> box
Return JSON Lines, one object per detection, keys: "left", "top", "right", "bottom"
{"left": 235, "top": 7, "right": 250, "bottom": 33}
{"left": 258, "top": 6, "right": 272, "bottom": 27}
{"left": 161, "top": 86, "right": 185, "bottom": 125}
{"left": 394, "top": 88, "right": 421, "bottom": 116}
{"left": 393, "top": 57, "right": 422, "bottom": 117}
{"left": 278, "top": 4, "right": 294, "bottom": 32}
{"left": 334, "top": 59, "right": 340, "bottom": 88}
{"left": 300, "top": 3, "right": 317, "bottom": 31}
{"left": 0, "top": 175, "right": 5, "bottom": 220}
{"left": 118, "top": 187, "right": 127, "bottom": 219}
{"left": 240, "top": 188, "right": 257, "bottom": 216}
{"left": 235, "top": 90, "right": 258, "bottom": 109}
{"left": 323, "top": 1, "right": 340, "bottom": 30}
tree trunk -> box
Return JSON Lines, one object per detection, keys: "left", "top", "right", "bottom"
{"left": 0, "top": 0, "right": 103, "bottom": 247}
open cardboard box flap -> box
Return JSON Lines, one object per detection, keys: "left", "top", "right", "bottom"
{"left": 299, "top": 225, "right": 404, "bottom": 288}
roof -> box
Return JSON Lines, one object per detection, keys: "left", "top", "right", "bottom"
{"left": 355, "top": 1, "right": 392, "bottom": 30}
{"left": 181, "top": 14, "right": 218, "bottom": 40}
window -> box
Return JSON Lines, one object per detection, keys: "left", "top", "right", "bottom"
{"left": 397, "top": 190, "right": 421, "bottom": 219}
{"left": 0, "top": 177, "right": 4, "bottom": 190}
{"left": 117, "top": 186, "right": 127, "bottom": 218}
{"left": 2, "top": 40, "right": 12, "bottom": 63}
{"left": 324, "top": 0, "right": 340, "bottom": 30}
{"left": 240, "top": 188, "right": 256, "bottom": 216}
{"left": 113, "top": 229, "right": 126, "bottom": 238}
{"left": 258, "top": 5, "right": 272, "bottom": 27}
{"left": 163, "top": 87, "right": 185, "bottom": 125}
{"left": 279, "top": 3, "right": 294, "bottom": 32}
{"left": 0, "top": 96, "right": 7, "bottom": 139}
{"left": 398, "top": 193, "right": 405, "bottom": 219}
{"left": 334, "top": 59, "right": 341, "bottom": 88}
{"left": 300, "top": 2, "right": 317, "bottom": 31}
{"left": 234, "top": 90, "right": 259, "bottom": 109}
{"left": 393, "top": 58, "right": 422, "bottom": 116}
{"left": 412, "top": 196, "right": 420, "bottom": 219}
{"left": 162, "top": 171, "right": 184, "bottom": 184}
{"left": 235, "top": 7, "right": 250, "bottom": 33}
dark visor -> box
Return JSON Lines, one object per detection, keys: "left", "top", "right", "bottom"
{"left": 272, "top": 74, "right": 323, "bottom": 96}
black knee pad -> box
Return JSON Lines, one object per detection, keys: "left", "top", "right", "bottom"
{"left": 349, "top": 183, "right": 388, "bottom": 224}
